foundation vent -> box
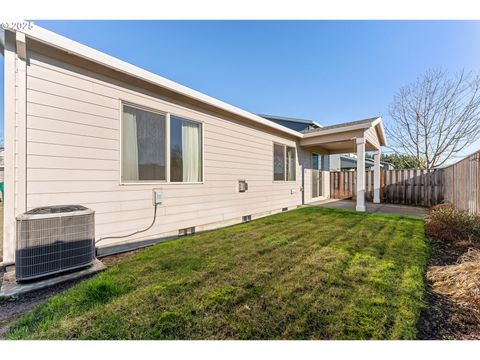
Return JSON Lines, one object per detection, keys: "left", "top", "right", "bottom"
{"left": 15, "top": 205, "right": 95, "bottom": 281}
{"left": 242, "top": 215, "right": 252, "bottom": 223}
{"left": 179, "top": 227, "right": 196, "bottom": 236}
{"left": 282, "top": 207, "right": 288, "bottom": 212}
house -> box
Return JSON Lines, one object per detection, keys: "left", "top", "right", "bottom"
{"left": 0, "top": 147, "right": 4, "bottom": 179}
{"left": 0, "top": 26, "right": 387, "bottom": 263}
{"left": 260, "top": 114, "right": 393, "bottom": 171}
{"left": 334, "top": 154, "right": 394, "bottom": 171}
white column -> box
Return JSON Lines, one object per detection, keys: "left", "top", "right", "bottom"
{"left": 356, "top": 137, "right": 366, "bottom": 212}
{"left": 373, "top": 149, "right": 381, "bottom": 204}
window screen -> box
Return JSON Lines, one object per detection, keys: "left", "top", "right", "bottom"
{"left": 273, "top": 144, "right": 286, "bottom": 181}
{"left": 122, "top": 105, "right": 166, "bottom": 181}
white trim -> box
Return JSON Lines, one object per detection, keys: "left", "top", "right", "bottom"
{"left": 16, "top": 32, "right": 27, "bottom": 215}
{"left": 3, "top": 31, "right": 16, "bottom": 262}
{"left": 373, "top": 149, "right": 381, "bottom": 204}
{"left": 118, "top": 98, "right": 123, "bottom": 185}
{"left": 165, "top": 112, "right": 171, "bottom": 182}
{"left": 356, "top": 136, "right": 366, "bottom": 212}
{"left": 370, "top": 116, "right": 387, "bottom": 146}
{"left": 15, "top": 32, "right": 26, "bottom": 60}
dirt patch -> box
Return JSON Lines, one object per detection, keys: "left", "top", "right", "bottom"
{"left": 98, "top": 248, "right": 143, "bottom": 267}
{"left": 418, "top": 237, "right": 480, "bottom": 339}
{"left": 0, "top": 248, "right": 142, "bottom": 339}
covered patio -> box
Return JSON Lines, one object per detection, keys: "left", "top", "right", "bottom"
{"left": 300, "top": 117, "right": 387, "bottom": 212}
{"left": 308, "top": 198, "right": 426, "bottom": 218}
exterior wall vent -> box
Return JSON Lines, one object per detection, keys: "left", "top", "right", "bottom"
{"left": 179, "top": 226, "right": 196, "bottom": 236}
{"left": 242, "top": 215, "right": 252, "bottom": 223}
{"left": 282, "top": 207, "right": 288, "bottom": 212}
{"left": 15, "top": 205, "right": 95, "bottom": 281}
{"left": 238, "top": 180, "right": 248, "bottom": 192}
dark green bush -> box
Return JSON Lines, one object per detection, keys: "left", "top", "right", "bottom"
{"left": 426, "top": 204, "right": 480, "bottom": 244}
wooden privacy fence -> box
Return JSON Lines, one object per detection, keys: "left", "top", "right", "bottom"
{"left": 330, "top": 151, "right": 480, "bottom": 213}
{"left": 442, "top": 152, "right": 480, "bottom": 215}
{"left": 330, "top": 169, "right": 442, "bottom": 206}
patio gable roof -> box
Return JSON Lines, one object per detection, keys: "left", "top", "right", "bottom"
{"left": 300, "top": 116, "right": 387, "bottom": 154}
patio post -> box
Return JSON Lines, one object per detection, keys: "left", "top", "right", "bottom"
{"left": 356, "top": 137, "right": 366, "bottom": 212}
{"left": 373, "top": 149, "right": 381, "bottom": 204}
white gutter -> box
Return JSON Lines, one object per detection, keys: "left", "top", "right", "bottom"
{"left": 17, "top": 25, "right": 302, "bottom": 138}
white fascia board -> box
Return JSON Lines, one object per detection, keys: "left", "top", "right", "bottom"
{"left": 371, "top": 117, "right": 387, "bottom": 146}
{"left": 302, "top": 121, "right": 375, "bottom": 138}
{"left": 303, "top": 116, "right": 387, "bottom": 147}
{"left": 377, "top": 119, "right": 388, "bottom": 147}
{"left": 0, "top": 29, "right": 4, "bottom": 55}
{"left": 18, "top": 25, "right": 302, "bottom": 139}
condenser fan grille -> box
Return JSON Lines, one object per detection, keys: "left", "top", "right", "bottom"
{"left": 15, "top": 207, "right": 95, "bottom": 281}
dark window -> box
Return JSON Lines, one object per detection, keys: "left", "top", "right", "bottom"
{"left": 273, "top": 144, "right": 285, "bottom": 181}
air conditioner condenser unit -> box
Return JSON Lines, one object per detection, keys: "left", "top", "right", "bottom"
{"left": 15, "top": 205, "right": 95, "bottom": 281}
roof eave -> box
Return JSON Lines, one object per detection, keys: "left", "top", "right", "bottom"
{"left": 13, "top": 26, "right": 388, "bottom": 146}
{"left": 372, "top": 117, "right": 388, "bottom": 147}
{"left": 18, "top": 26, "right": 302, "bottom": 139}
{"left": 302, "top": 121, "right": 374, "bottom": 138}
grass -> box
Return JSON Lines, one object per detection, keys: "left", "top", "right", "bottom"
{"left": 6, "top": 207, "right": 429, "bottom": 340}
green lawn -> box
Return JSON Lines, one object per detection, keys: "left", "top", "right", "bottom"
{"left": 7, "top": 207, "right": 428, "bottom": 340}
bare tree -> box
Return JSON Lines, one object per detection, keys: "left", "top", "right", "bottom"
{"left": 387, "top": 69, "right": 480, "bottom": 169}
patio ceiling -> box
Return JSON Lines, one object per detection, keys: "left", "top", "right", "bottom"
{"left": 299, "top": 117, "right": 387, "bottom": 154}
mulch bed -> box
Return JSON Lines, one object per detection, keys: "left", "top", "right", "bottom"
{"left": 417, "top": 237, "right": 480, "bottom": 339}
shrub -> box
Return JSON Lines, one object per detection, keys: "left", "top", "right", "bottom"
{"left": 426, "top": 204, "right": 480, "bottom": 244}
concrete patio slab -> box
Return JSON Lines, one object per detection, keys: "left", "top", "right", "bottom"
{"left": 0, "top": 259, "right": 106, "bottom": 298}
{"left": 308, "top": 199, "right": 426, "bottom": 218}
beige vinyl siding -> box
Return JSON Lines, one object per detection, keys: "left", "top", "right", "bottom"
{"left": 364, "top": 127, "right": 381, "bottom": 150}
{"left": 22, "top": 49, "right": 303, "bottom": 248}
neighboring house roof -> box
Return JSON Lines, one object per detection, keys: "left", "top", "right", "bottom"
{"left": 258, "top": 114, "right": 323, "bottom": 128}
{"left": 339, "top": 155, "right": 393, "bottom": 169}
{"left": 304, "top": 117, "right": 378, "bottom": 132}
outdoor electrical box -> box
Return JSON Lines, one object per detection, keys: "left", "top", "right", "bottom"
{"left": 153, "top": 189, "right": 163, "bottom": 205}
